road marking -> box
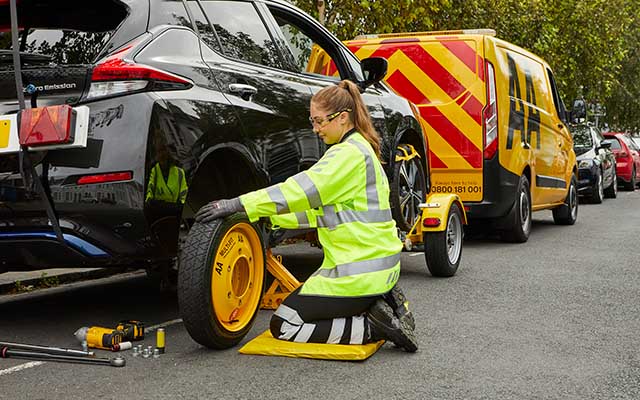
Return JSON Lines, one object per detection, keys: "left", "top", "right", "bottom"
{"left": 0, "top": 361, "right": 44, "bottom": 376}
{"left": 145, "top": 318, "right": 183, "bottom": 333}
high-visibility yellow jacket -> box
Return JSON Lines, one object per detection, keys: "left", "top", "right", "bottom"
{"left": 146, "top": 163, "right": 188, "bottom": 204}
{"left": 240, "top": 131, "right": 402, "bottom": 297}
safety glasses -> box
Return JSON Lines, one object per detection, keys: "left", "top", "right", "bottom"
{"left": 308, "top": 108, "right": 352, "bottom": 127}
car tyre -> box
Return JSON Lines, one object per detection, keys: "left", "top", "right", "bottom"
{"left": 500, "top": 175, "right": 532, "bottom": 243}
{"left": 424, "top": 202, "right": 463, "bottom": 277}
{"left": 178, "top": 214, "right": 265, "bottom": 349}
{"left": 604, "top": 167, "right": 617, "bottom": 198}
{"left": 624, "top": 166, "right": 636, "bottom": 191}
{"left": 590, "top": 170, "right": 604, "bottom": 204}
{"left": 553, "top": 174, "right": 578, "bottom": 225}
{"left": 390, "top": 145, "right": 427, "bottom": 232}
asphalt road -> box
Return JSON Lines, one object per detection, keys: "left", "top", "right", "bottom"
{"left": 1, "top": 191, "right": 639, "bottom": 400}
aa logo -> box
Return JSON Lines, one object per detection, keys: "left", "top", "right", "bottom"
{"left": 506, "top": 54, "right": 541, "bottom": 150}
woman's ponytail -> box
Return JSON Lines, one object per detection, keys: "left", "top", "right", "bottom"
{"left": 312, "top": 80, "right": 382, "bottom": 159}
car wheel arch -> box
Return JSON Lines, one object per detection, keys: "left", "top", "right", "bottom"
{"left": 186, "top": 144, "right": 267, "bottom": 214}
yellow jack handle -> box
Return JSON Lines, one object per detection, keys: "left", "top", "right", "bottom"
{"left": 260, "top": 249, "right": 302, "bottom": 310}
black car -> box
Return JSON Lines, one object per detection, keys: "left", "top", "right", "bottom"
{"left": 0, "top": 0, "right": 427, "bottom": 274}
{"left": 571, "top": 124, "right": 617, "bottom": 203}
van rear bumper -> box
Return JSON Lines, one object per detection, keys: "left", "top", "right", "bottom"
{"left": 465, "top": 157, "right": 520, "bottom": 220}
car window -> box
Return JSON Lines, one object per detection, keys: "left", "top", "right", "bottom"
{"left": 197, "top": 0, "right": 281, "bottom": 69}
{"left": 607, "top": 138, "right": 622, "bottom": 150}
{"left": 149, "top": 0, "right": 193, "bottom": 29}
{"left": 186, "top": 1, "right": 222, "bottom": 53}
{"left": 268, "top": 9, "right": 340, "bottom": 80}
{"left": 0, "top": 0, "right": 126, "bottom": 65}
{"left": 627, "top": 138, "right": 639, "bottom": 151}
{"left": 572, "top": 127, "right": 593, "bottom": 148}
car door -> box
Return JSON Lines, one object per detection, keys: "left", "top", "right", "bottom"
{"left": 258, "top": 2, "right": 389, "bottom": 145}
{"left": 187, "top": 0, "right": 319, "bottom": 184}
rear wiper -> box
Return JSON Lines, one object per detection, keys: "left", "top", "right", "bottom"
{"left": 0, "top": 50, "right": 52, "bottom": 65}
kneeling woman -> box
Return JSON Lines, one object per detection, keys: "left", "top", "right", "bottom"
{"left": 196, "top": 80, "right": 417, "bottom": 352}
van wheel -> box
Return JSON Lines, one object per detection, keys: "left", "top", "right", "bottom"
{"left": 500, "top": 175, "right": 532, "bottom": 243}
{"left": 604, "top": 167, "right": 617, "bottom": 198}
{"left": 390, "top": 145, "right": 427, "bottom": 232}
{"left": 590, "top": 170, "right": 604, "bottom": 204}
{"left": 553, "top": 174, "right": 578, "bottom": 225}
{"left": 423, "top": 202, "right": 463, "bottom": 277}
{"left": 178, "top": 214, "right": 265, "bottom": 349}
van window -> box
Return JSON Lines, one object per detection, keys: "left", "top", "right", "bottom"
{"left": 547, "top": 69, "right": 567, "bottom": 122}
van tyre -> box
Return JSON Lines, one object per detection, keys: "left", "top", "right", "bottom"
{"left": 604, "top": 167, "right": 617, "bottom": 198}
{"left": 590, "top": 170, "right": 604, "bottom": 204}
{"left": 178, "top": 214, "right": 265, "bottom": 349}
{"left": 500, "top": 175, "right": 531, "bottom": 243}
{"left": 390, "top": 145, "right": 427, "bottom": 232}
{"left": 423, "top": 202, "right": 463, "bottom": 277}
{"left": 553, "top": 174, "right": 578, "bottom": 225}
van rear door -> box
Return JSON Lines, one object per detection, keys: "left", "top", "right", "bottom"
{"left": 348, "top": 36, "right": 486, "bottom": 202}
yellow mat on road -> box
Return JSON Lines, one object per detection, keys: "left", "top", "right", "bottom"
{"left": 238, "top": 330, "right": 384, "bottom": 361}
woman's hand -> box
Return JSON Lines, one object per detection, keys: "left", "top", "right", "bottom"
{"left": 194, "top": 198, "right": 243, "bottom": 223}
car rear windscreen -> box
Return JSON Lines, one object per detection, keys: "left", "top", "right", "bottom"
{"left": 0, "top": 0, "right": 129, "bottom": 66}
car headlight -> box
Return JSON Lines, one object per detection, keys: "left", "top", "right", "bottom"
{"left": 578, "top": 159, "right": 592, "bottom": 168}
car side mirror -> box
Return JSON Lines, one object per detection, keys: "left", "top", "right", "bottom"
{"left": 599, "top": 141, "right": 612, "bottom": 150}
{"left": 360, "top": 57, "right": 388, "bottom": 89}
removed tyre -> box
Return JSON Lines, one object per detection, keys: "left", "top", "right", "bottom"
{"left": 604, "top": 167, "right": 617, "bottom": 198}
{"left": 178, "top": 214, "right": 265, "bottom": 349}
{"left": 424, "top": 202, "right": 463, "bottom": 277}
{"left": 590, "top": 170, "right": 604, "bottom": 204}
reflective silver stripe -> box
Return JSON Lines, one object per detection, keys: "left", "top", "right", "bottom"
{"left": 278, "top": 321, "right": 300, "bottom": 341}
{"left": 317, "top": 208, "right": 392, "bottom": 227}
{"left": 292, "top": 173, "right": 322, "bottom": 208}
{"left": 293, "top": 323, "right": 316, "bottom": 343}
{"left": 350, "top": 315, "right": 365, "bottom": 344}
{"left": 312, "top": 253, "right": 401, "bottom": 279}
{"left": 274, "top": 304, "right": 304, "bottom": 325}
{"left": 328, "top": 318, "right": 346, "bottom": 344}
{"left": 348, "top": 138, "right": 379, "bottom": 208}
{"left": 266, "top": 185, "right": 289, "bottom": 214}
{"left": 295, "top": 211, "right": 310, "bottom": 228}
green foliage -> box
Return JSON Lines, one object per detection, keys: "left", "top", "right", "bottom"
{"left": 294, "top": 0, "right": 639, "bottom": 130}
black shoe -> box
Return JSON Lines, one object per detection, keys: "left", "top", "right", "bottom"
{"left": 367, "top": 299, "right": 418, "bottom": 352}
{"left": 383, "top": 285, "right": 415, "bottom": 331}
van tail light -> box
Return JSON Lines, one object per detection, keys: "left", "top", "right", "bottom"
{"left": 86, "top": 45, "right": 192, "bottom": 100}
{"left": 482, "top": 61, "right": 498, "bottom": 160}
{"left": 19, "top": 105, "right": 75, "bottom": 147}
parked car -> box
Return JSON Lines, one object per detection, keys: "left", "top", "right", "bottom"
{"left": 0, "top": 0, "right": 429, "bottom": 274}
{"left": 602, "top": 132, "right": 640, "bottom": 190}
{"left": 571, "top": 124, "right": 617, "bottom": 202}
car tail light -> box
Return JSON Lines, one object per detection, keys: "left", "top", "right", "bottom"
{"left": 77, "top": 171, "right": 133, "bottom": 185}
{"left": 483, "top": 61, "right": 498, "bottom": 159}
{"left": 19, "top": 105, "right": 75, "bottom": 147}
{"left": 86, "top": 45, "right": 192, "bottom": 100}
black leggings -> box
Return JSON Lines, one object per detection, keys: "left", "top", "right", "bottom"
{"left": 269, "top": 287, "right": 380, "bottom": 344}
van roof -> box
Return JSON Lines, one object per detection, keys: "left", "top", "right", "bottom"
{"left": 352, "top": 29, "right": 496, "bottom": 41}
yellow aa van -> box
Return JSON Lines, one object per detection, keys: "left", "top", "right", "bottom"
{"left": 338, "top": 30, "right": 578, "bottom": 242}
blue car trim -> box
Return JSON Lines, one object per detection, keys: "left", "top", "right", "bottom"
{"left": 0, "top": 231, "right": 109, "bottom": 257}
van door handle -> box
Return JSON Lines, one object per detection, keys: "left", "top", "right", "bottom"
{"left": 228, "top": 83, "right": 258, "bottom": 101}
